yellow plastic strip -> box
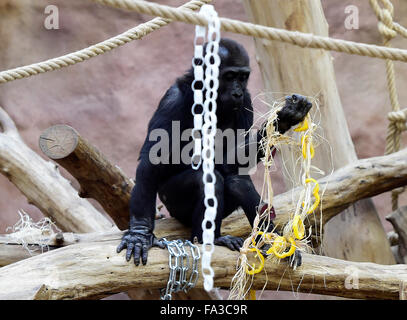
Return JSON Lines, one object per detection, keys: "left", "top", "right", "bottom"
{"left": 294, "top": 118, "right": 309, "bottom": 132}
{"left": 283, "top": 237, "right": 297, "bottom": 258}
{"left": 266, "top": 236, "right": 286, "bottom": 258}
{"left": 305, "top": 178, "right": 320, "bottom": 214}
{"left": 267, "top": 236, "right": 296, "bottom": 259}
{"left": 251, "top": 231, "right": 264, "bottom": 246}
{"left": 245, "top": 247, "right": 265, "bottom": 275}
{"left": 266, "top": 236, "right": 285, "bottom": 254}
{"left": 292, "top": 215, "right": 305, "bottom": 240}
{"left": 249, "top": 290, "right": 256, "bottom": 300}
{"left": 301, "top": 135, "right": 315, "bottom": 159}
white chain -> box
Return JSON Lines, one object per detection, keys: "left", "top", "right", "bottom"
{"left": 191, "top": 13, "right": 206, "bottom": 170}
{"left": 191, "top": 4, "right": 220, "bottom": 292}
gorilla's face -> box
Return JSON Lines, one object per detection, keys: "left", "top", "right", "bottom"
{"left": 218, "top": 65, "right": 251, "bottom": 111}
{"left": 216, "top": 40, "right": 251, "bottom": 112}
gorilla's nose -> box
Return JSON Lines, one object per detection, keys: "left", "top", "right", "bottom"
{"left": 232, "top": 92, "right": 243, "bottom": 100}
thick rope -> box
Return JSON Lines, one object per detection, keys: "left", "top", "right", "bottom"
{"left": 2, "top": 0, "right": 407, "bottom": 84}
{"left": 90, "top": 0, "right": 407, "bottom": 62}
{"left": 370, "top": 0, "right": 406, "bottom": 210}
{"left": 370, "top": 0, "right": 407, "bottom": 40}
{"left": 0, "top": 0, "right": 211, "bottom": 84}
{"left": 394, "top": 22, "right": 407, "bottom": 39}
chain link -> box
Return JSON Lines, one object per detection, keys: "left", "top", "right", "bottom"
{"left": 160, "top": 239, "right": 201, "bottom": 300}
{"left": 190, "top": 4, "right": 221, "bottom": 293}
{"left": 191, "top": 14, "right": 206, "bottom": 170}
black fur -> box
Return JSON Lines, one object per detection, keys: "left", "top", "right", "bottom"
{"left": 117, "top": 38, "right": 312, "bottom": 266}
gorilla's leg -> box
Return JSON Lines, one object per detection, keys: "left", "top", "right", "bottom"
{"left": 158, "top": 169, "right": 242, "bottom": 250}
{"left": 158, "top": 168, "right": 224, "bottom": 240}
{"left": 224, "top": 175, "right": 277, "bottom": 237}
{"left": 224, "top": 175, "right": 262, "bottom": 224}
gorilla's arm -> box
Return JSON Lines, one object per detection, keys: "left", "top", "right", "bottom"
{"left": 117, "top": 159, "right": 165, "bottom": 266}
{"left": 222, "top": 94, "right": 312, "bottom": 176}
{"left": 117, "top": 85, "right": 186, "bottom": 266}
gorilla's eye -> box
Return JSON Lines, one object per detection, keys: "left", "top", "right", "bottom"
{"left": 239, "top": 72, "right": 249, "bottom": 82}
{"left": 292, "top": 94, "right": 298, "bottom": 103}
{"left": 223, "top": 71, "right": 236, "bottom": 81}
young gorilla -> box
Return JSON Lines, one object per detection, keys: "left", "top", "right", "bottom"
{"left": 117, "top": 38, "right": 312, "bottom": 266}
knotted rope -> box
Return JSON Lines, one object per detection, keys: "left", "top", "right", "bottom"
{"left": 370, "top": 0, "right": 407, "bottom": 210}
{"left": 0, "top": 0, "right": 210, "bottom": 84}
{"left": 3, "top": 0, "right": 407, "bottom": 85}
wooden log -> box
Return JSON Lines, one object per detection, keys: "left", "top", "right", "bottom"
{"left": 0, "top": 230, "right": 123, "bottom": 266}
{"left": 386, "top": 206, "right": 407, "bottom": 264}
{"left": 38, "top": 124, "right": 407, "bottom": 238}
{"left": 0, "top": 240, "right": 406, "bottom": 300}
{"left": 2, "top": 147, "right": 407, "bottom": 267}
{"left": 227, "top": 147, "right": 407, "bottom": 241}
{"left": 3, "top": 107, "right": 407, "bottom": 299}
{"left": 401, "top": 282, "right": 407, "bottom": 300}
{"left": 0, "top": 244, "right": 36, "bottom": 266}
{"left": 38, "top": 124, "right": 216, "bottom": 300}
{"left": 39, "top": 124, "right": 133, "bottom": 230}
{"left": 388, "top": 231, "right": 399, "bottom": 246}
{"left": 0, "top": 107, "right": 114, "bottom": 233}
{"left": 0, "top": 107, "right": 161, "bottom": 299}
{"left": 242, "top": 0, "right": 395, "bottom": 265}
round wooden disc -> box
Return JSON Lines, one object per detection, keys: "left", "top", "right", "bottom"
{"left": 39, "top": 125, "right": 79, "bottom": 159}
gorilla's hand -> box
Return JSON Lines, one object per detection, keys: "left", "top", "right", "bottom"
{"left": 117, "top": 226, "right": 165, "bottom": 266}
{"left": 275, "top": 94, "right": 312, "bottom": 134}
{"left": 215, "top": 235, "right": 244, "bottom": 251}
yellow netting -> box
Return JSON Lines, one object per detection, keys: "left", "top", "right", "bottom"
{"left": 229, "top": 98, "right": 322, "bottom": 300}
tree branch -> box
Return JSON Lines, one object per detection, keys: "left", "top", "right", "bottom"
{"left": 0, "top": 132, "right": 115, "bottom": 232}
{"left": 0, "top": 239, "right": 406, "bottom": 300}
{"left": 0, "top": 230, "right": 120, "bottom": 266}
{"left": 273, "top": 147, "right": 407, "bottom": 231}
{"left": 0, "top": 112, "right": 211, "bottom": 299}
{"left": 0, "top": 106, "right": 19, "bottom": 138}
{"left": 3, "top": 120, "right": 407, "bottom": 299}
{"left": 39, "top": 125, "right": 133, "bottom": 230}
{"left": 38, "top": 125, "right": 407, "bottom": 237}
{"left": 218, "top": 147, "right": 407, "bottom": 239}
{"left": 2, "top": 147, "right": 407, "bottom": 267}
{"left": 386, "top": 206, "right": 407, "bottom": 264}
